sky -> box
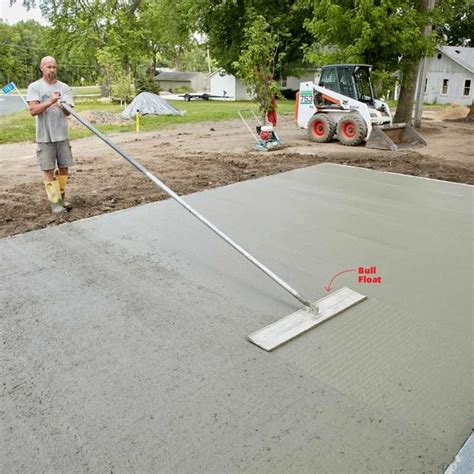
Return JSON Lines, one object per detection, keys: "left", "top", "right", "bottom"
{"left": 0, "top": 1, "right": 47, "bottom": 25}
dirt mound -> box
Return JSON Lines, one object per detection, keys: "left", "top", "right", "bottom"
{"left": 440, "top": 103, "right": 470, "bottom": 121}
{"left": 69, "top": 110, "right": 129, "bottom": 128}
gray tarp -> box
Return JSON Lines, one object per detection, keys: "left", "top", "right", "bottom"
{"left": 122, "top": 92, "right": 184, "bottom": 118}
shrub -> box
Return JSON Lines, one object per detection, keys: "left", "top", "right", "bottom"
{"left": 174, "top": 85, "right": 193, "bottom": 93}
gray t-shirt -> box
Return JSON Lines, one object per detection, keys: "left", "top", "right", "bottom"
{"left": 26, "top": 79, "right": 74, "bottom": 143}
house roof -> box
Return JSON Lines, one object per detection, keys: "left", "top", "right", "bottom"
{"left": 437, "top": 46, "right": 474, "bottom": 73}
{"left": 155, "top": 71, "right": 205, "bottom": 81}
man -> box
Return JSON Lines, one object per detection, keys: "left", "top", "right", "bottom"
{"left": 27, "top": 56, "right": 74, "bottom": 213}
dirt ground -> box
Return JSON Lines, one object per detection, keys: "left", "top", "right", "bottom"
{"left": 0, "top": 111, "right": 473, "bottom": 239}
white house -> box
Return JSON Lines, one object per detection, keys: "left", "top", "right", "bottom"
{"left": 423, "top": 46, "right": 473, "bottom": 105}
{"left": 208, "top": 70, "right": 252, "bottom": 100}
{"left": 209, "top": 69, "right": 318, "bottom": 101}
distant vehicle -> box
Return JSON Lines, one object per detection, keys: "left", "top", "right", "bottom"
{"left": 180, "top": 91, "right": 232, "bottom": 101}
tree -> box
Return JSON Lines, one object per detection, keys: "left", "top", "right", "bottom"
{"left": 41, "top": 1, "right": 147, "bottom": 90}
{"left": 196, "top": 0, "right": 313, "bottom": 78}
{"left": 301, "top": 0, "right": 440, "bottom": 123}
{"left": 141, "top": 0, "right": 196, "bottom": 71}
{"left": 11, "top": 0, "right": 199, "bottom": 90}
{"left": 0, "top": 20, "right": 47, "bottom": 87}
{"left": 438, "top": 0, "right": 473, "bottom": 45}
{"left": 233, "top": 15, "right": 281, "bottom": 122}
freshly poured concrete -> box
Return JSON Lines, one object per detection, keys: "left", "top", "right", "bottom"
{"left": 1, "top": 164, "right": 472, "bottom": 472}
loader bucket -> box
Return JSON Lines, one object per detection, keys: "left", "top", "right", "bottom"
{"left": 366, "top": 123, "right": 427, "bottom": 151}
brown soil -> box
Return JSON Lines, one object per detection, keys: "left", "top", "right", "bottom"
{"left": 439, "top": 103, "right": 470, "bottom": 121}
{"left": 1, "top": 114, "right": 473, "bottom": 239}
{"left": 68, "top": 110, "right": 129, "bottom": 128}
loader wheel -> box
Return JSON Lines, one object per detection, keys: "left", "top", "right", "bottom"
{"left": 337, "top": 114, "right": 367, "bottom": 146}
{"left": 307, "top": 114, "right": 336, "bottom": 143}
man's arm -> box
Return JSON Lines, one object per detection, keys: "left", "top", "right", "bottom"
{"left": 28, "top": 92, "right": 61, "bottom": 117}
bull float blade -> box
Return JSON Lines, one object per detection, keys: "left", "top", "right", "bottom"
{"left": 248, "top": 287, "right": 367, "bottom": 351}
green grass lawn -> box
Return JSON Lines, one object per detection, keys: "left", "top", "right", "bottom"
{"left": 0, "top": 99, "right": 296, "bottom": 144}
{"left": 71, "top": 85, "right": 102, "bottom": 96}
{"left": 385, "top": 99, "right": 451, "bottom": 110}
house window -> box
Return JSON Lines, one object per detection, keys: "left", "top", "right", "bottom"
{"left": 463, "top": 79, "right": 471, "bottom": 96}
{"left": 442, "top": 79, "right": 449, "bottom": 95}
{"left": 280, "top": 78, "right": 287, "bottom": 88}
{"left": 424, "top": 77, "right": 428, "bottom": 93}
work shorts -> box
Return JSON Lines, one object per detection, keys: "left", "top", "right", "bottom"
{"left": 36, "top": 140, "right": 74, "bottom": 171}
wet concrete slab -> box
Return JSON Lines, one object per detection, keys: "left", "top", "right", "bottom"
{"left": 1, "top": 164, "right": 472, "bottom": 472}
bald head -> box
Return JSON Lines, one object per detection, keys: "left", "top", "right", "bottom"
{"left": 40, "top": 56, "right": 56, "bottom": 67}
{"left": 40, "top": 56, "right": 57, "bottom": 83}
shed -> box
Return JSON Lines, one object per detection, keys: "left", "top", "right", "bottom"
{"left": 209, "top": 69, "right": 318, "bottom": 101}
{"left": 155, "top": 72, "right": 208, "bottom": 93}
{"left": 423, "top": 46, "right": 473, "bottom": 105}
{"left": 208, "top": 69, "right": 252, "bottom": 101}
{"left": 279, "top": 70, "right": 318, "bottom": 99}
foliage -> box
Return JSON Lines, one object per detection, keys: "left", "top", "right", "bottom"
{"left": 96, "top": 49, "right": 121, "bottom": 98}
{"left": 141, "top": 0, "right": 197, "bottom": 70}
{"left": 437, "top": 0, "right": 473, "bottom": 46}
{"left": 233, "top": 15, "right": 282, "bottom": 120}
{"left": 111, "top": 72, "right": 134, "bottom": 105}
{"left": 0, "top": 20, "right": 47, "bottom": 87}
{"left": 300, "top": 0, "right": 439, "bottom": 83}
{"left": 173, "top": 85, "right": 193, "bottom": 93}
{"left": 135, "top": 67, "right": 161, "bottom": 94}
{"left": 196, "top": 0, "right": 313, "bottom": 77}
{"left": 38, "top": 1, "right": 146, "bottom": 90}
{"left": 178, "top": 43, "right": 212, "bottom": 73}
{"left": 371, "top": 70, "right": 398, "bottom": 99}
{"left": 9, "top": 0, "right": 198, "bottom": 89}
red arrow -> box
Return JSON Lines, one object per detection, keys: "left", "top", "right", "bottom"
{"left": 325, "top": 269, "right": 356, "bottom": 292}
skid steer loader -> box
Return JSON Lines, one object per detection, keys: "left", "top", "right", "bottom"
{"left": 295, "top": 64, "right": 426, "bottom": 151}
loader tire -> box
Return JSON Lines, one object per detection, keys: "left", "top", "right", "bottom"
{"left": 337, "top": 114, "right": 367, "bottom": 146}
{"left": 307, "top": 114, "right": 336, "bottom": 143}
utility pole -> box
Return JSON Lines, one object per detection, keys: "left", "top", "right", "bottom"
{"left": 414, "top": 0, "right": 436, "bottom": 128}
{"left": 206, "top": 49, "right": 212, "bottom": 75}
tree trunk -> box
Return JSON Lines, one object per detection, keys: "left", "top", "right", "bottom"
{"left": 393, "top": 61, "right": 420, "bottom": 124}
{"left": 394, "top": 0, "right": 434, "bottom": 125}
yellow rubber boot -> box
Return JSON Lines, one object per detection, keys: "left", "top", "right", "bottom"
{"left": 44, "top": 180, "right": 66, "bottom": 214}
{"left": 56, "top": 174, "right": 72, "bottom": 210}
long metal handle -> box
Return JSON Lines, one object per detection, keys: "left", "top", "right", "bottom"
{"left": 63, "top": 103, "right": 316, "bottom": 311}
{"left": 237, "top": 109, "right": 260, "bottom": 143}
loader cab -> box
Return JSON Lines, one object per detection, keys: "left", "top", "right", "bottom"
{"left": 319, "top": 64, "right": 376, "bottom": 105}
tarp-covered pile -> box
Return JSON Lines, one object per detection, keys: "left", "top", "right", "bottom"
{"left": 122, "top": 92, "right": 184, "bottom": 118}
